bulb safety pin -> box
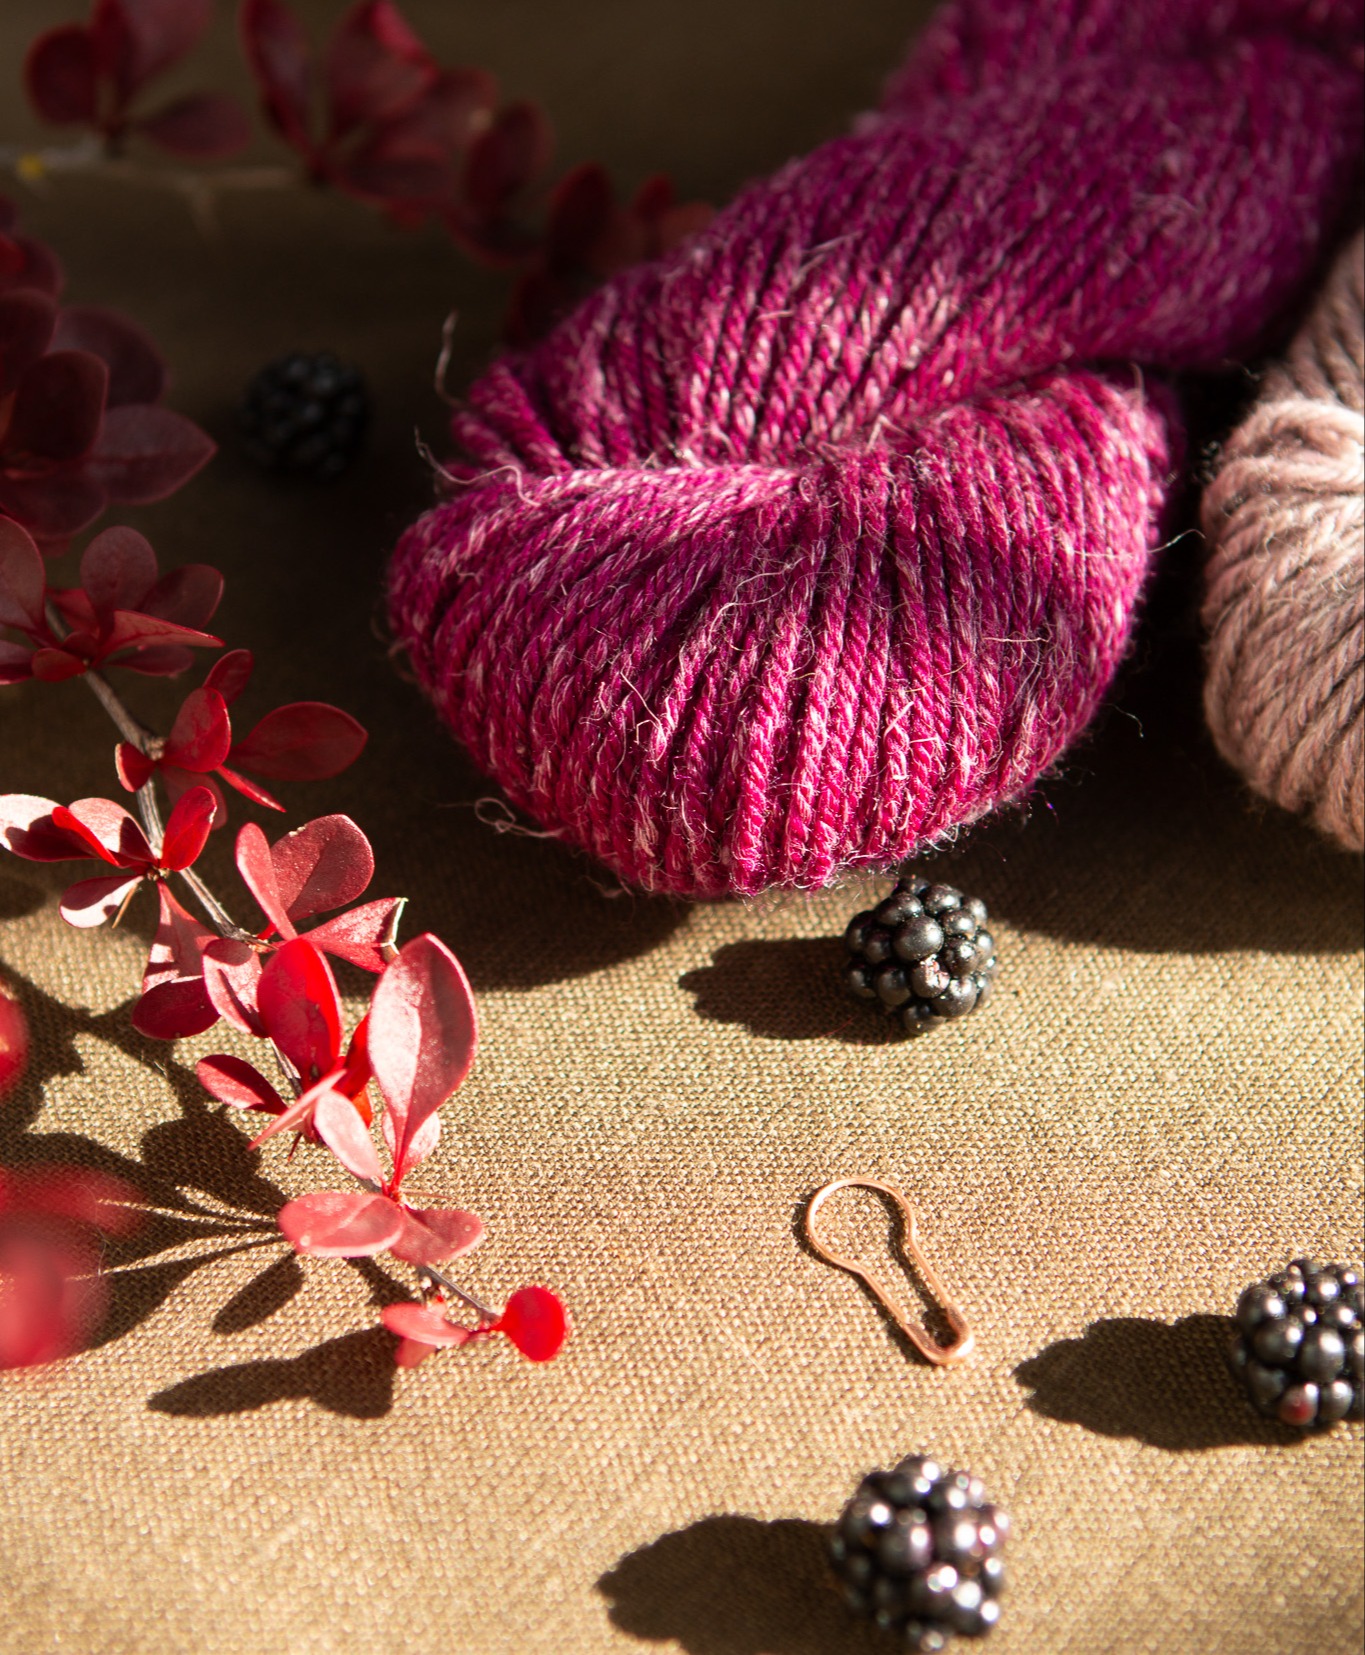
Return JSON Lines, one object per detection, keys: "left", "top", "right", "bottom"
{"left": 803, "top": 1177, "right": 975, "bottom": 1367}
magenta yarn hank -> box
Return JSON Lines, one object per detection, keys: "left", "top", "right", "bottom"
{"left": 390, "top": 0, "right": 1365, "bottom": 898}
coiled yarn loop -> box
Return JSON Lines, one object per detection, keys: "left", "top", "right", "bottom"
{"left": 391, "top": 0, "right": 1364, "bottom": 896}
{"left": 1202, "top": 232, "right": 1365, "bottom": 852}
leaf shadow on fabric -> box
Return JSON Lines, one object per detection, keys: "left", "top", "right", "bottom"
{"left": 0, "top": 871, "right": 45, "bottom": 923}
{"left": 598, "top": 1514, "right": 889, "bottom": 1655}
{"left": 147, "top": 1322, "right": 399, "bottom": 1420}
{"left": 1013, "top": 1314, "right": 1304, "bottom": 1450}
{"left": 0, "top": 959, "right": 309, "bottom": 1357}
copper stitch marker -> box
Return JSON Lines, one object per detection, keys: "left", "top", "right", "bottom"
{"left": 803, "top": 1177, "right": 976, "bottom": 1367}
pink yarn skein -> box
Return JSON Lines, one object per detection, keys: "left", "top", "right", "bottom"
{"left": 390, "top": 0, "right": 1364, "bottom": 898}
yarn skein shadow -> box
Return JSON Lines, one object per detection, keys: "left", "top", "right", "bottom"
{"left": 1201, "top": 231, "right": 1365, "bottom": 853}
{"left": 389, "top": 0, "right": 1365, "bottom": 898}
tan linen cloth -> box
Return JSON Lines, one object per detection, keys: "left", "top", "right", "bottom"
{"left": 1, "top": 4, "right": 1362, "bottom": 1652}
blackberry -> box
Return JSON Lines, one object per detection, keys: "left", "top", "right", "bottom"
{"left": 1231, "top": 1258, "right": 1364, "bottom": 1429}
{"left": 830, "top": 1455, "right": 1008, "bottom": 1648}
{"left": 238, "top": 351, "right": 370, "bottom": 478}
{"left": 843, "top": 876, "right": 998, "bottom": 1035}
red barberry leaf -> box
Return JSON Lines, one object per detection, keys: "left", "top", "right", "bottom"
{"left": 277, "top": 1190, "right": 405, "bottom": 1258}
{"left": 269, "top": 813, "right": 374, "bottom": 923}
{"left": 80, "top": 524, "right": 157, "bottom": 622}
{"left": 388, "top": 1205, "right": 483, "bottom": 1266}
{"left": 543, "top": 161, "right": 615, "bottom": 275}
{"left": 52, "top": 305, "right": 166, "bottom": 407}
{"left": 29, "top": 645, "right": 89, "bottom": 682}
{"left": 139, "top": 563, "right": 224, "bottom": 631}
{"left": 248, "top": 1071, "right": 339, "bottom": 1147}
{"left": 23, "top": 26, "right": 100, "bottom": 127}
{"left": 335, "top": 145, "right": 454, "bottom": 210}
{"left": 216, "top": 763, "right": 284, "bottom": 811}
{"left": 0, "top": 1230, "right": 105, "bottom": 1368}
{"left": 324, "top": 0, "right": 435, "bottom": 138}
{"left": 136, "top": 92, "right": 252, "bottom": 159}
{"left": 139, "top": 953, "right": 216, "bottom": 1024}
{"left": 166, "top": 687, "right": 232, "bottom": 771}
{"left": 0, "top": 988, "right": 28, "bottom": 1096}
{"left": 311, "top": 1086, "right": 381, "bottom": 1184}
{"left": 383, "top": 66, "right": 496, "bottom": 153}
{"left": 368, "top": 932, "right": 477, "bottom": 1181}
{"left": 52, "top": 797, "right": 152, "bottom": 867}
{"left": 462, "top": 99, "right": 552, "bottom": 217}
{"left": 6, "top": 351, "right": 108, "bottom": 464}
{"left": 112, "top": 643, "right": 198, "bottom": 678}
{"left": 196, "top": 1051, "right": 284, "bottom": 1112}
{"left": 158, "top": 783, "right": 215, "bottom": 871}
{"left": 133, "top": 977, "right": 217, "bottom": 1038}
{"left": 494, "top": 1285, "right": 567, "bottom": 1362}
{"left": 380, "top": 1301, "right": 473, "bottom": 1348}
{"left": 256, "top": 937, "right": 341, "bottom": 1083}
{"left": 5, "top": 1165, "right": 142, "bottom": 1235}
{"left": 0, "top": 291, "right": 58, "bottom": 400}
{"left": 340, "top": 1013, "right": 370, "bottom": 1096}
{"left": 0, "top": 795, "right": 89, "bottom": 861}
{"left": 200, "top": 938, "right": 265, "bottom": 1035}
{"left": 304, "top": 895, "right": 404, "bottom": 973}
{"left": 89, "top": 403, "right": 216, "bottom": 504}
{"left": 0, "top": 519, "right": 48, "bottom": 633}
{"left": 228, "top": 701, "right": 367, "bottom": 780}
{"left": 204, "top": 647, "right": 254, "bottom": 703}
{"left": 114, "top": 743, "right": 154, "bottom": 792}
{"left": 240, "top": 0, "right": 316, "bottom": 152}
{"left": 234, "top": 820, "right": 293, "bottom": 935}
{"left": 0, "top": 643, "right": 35, "bottom": 685}
{"left": 0, "top": 473, "right": 106, "bottom": 543}
{"left": 102, "top": 0, "right": 214, "bottom": 101}
{"left": 381, "top": 1101, "right": 438, "bottom": 1172}
{"left": 0, "top": 232, "right": 63, "bottom": 298}
{"left": 100, "top": 609, "right": 223, "bottom": 661}
{"left": 133, "top": 883, "right": 217, "bottom": 1037}
{"left": 59, "top": 869, "right": 143, "bottom": 927}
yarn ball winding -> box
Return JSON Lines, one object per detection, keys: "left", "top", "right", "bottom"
{"left": 1201, "top": 231, "right": 1365, "bottom": 854}
{"left": 389, "top": 0, "right": 1365, "bottom": 897}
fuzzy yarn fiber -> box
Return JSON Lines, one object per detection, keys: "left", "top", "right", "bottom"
{"left": 1202, "top": 231, "right": 1365, "bottom": 853}
{"left": 390, "top": 0, "right": 1365, "bottom": 898}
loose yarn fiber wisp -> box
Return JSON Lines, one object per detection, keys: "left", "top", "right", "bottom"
{"left": 390, "top": 0, "right": 1365, "bottom": 898}
{"left": 1202, "top": 232, "right": 1365, "bottom": 853}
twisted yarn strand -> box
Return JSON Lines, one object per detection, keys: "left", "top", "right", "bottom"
{"left": 1202, "top": 231, "right": 1365, "bottom": 852}
{"left": 390, "top": 0, "right": 1364, "bottom": 897}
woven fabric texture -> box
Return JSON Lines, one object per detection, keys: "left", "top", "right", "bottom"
{"left": 0, "top": 4, "right": 1362, "bottom": 1654}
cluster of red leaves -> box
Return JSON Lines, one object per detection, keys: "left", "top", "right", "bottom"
{"left": 0, "top": 521, "right": 221, "bottom": 683}
{"left": 25, "top": 0, "right": 251, "bottom": 159}
{"left": 200, "top": 932, "right": 564, "bottom": 1364}
{"left": 119, "top": 648, "right": 367, "bottom": 815}
{"left": 241, "top": 3, "right": 712, "bottom": 329}
{"left": 20, "top": 2, "right": 710, "bottom": 343}
{"left": 1, "top": 198, "right": 214, "bottom": 545}
{"left": 0, "top": 516, "right": 565, "bottom": 1366}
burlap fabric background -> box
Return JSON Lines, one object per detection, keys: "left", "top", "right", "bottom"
{"left": 1, "top": 4, "right": 1362, "bottom": 1652}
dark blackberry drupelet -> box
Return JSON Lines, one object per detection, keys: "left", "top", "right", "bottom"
{"left": 844, "top": 876, "right": 997, "bottom": 1035}
{"left": 1231, "top": 1258, "right": 1364, "bottom": 1429}
{"left": 239, "top": 352, "right": 370, "bottom": 478}
{"left": 830, "top": 1455, "right": 1008, "bottom": 1648}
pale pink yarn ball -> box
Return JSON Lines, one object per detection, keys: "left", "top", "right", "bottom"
{"left": 1202, "top": 232, "right": 1365, "bottom": 852}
